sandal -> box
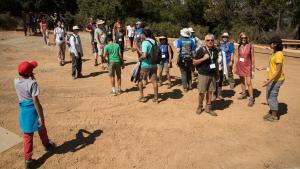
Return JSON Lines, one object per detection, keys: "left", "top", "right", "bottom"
{"left": 138, "top": 97, "right": 147, "bottom": 102}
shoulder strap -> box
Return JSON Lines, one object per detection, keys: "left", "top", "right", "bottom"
{"left": 146, "top": 39, "right": 156, "bottom": 46}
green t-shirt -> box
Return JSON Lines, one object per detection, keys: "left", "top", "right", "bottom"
{"left": 104, "top": 42, "right": 121, "bottom": 63}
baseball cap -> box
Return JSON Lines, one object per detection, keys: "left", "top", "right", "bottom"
{"left": 18, "top": 61, "right": 38, "bottom": 76}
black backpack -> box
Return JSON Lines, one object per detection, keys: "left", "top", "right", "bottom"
{"left": 146, "top": 40, "right": 161, "bottom": 64}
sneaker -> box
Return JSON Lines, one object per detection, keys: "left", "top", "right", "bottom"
{"left": 25, "top": 159, "right": 36, "bottom": 169}
{"left": 116, "top": 89, "right": 122, "bottom": 95}
{"left": 196, "top": 106, "right": 204, "bottom": 115}
{"left": 111, "top": 91, "right": 117, "bottom": 96}
{"left": 152, "top": 98, "right": 159, "bottom": 104}
{"left": 205, "top": 105, "right": 218, "bottom": 116}
{"left": 264, "top": 115, "right": 278, "bottom": 122}
{"left": 248, "top": 97, "right": 255, "bottom": 107}
{"left": 263, "top": 113, "right": 272, "bottom": 120}
{"left": 230, "top": 83, "right": 235, "bottom": 89}
{"left": 45, "top": 141, "right": 56, "bottom": 151}
{"left": 137, "top": 96, "right": 147, "bottom": 102}
{"left": 238, "top": 92, "right": 247, "bottom": 100}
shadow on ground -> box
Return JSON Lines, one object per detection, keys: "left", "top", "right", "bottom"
{"left": 34, "top": 129, "right": 103, "bottom": 168}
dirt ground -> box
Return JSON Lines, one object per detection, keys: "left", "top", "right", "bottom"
{"left": 0, "top": 31, "right": 299, "bottom": 169}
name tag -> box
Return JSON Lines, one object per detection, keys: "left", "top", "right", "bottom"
{"left": 209, "top": 64, "right": 216, "bottom": 69}
{"left": 119, "top": 38, "right": 122, "bottom": 42}
{"left": 239, "top": 58, "right": 245, "bottom": 62}
{"left": 162, "top": 54, "right": 166, "bottom": 59}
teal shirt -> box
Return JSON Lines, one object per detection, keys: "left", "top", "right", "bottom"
{"left": 141, "top": 38, "right": 157, "bottom": 69}
{"left": 104, "top": 42, "right": 121, "bottom": 63}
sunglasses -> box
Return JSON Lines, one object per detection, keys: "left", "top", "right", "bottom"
{"left": 206, "top": 39, "right": 214, "bottom": 42}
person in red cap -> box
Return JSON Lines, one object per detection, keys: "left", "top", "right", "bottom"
{"left": 14, "top": 61, "right": 55, "bottom": 169}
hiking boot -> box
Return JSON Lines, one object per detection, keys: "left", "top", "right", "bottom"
{"left": 205, "top": 105, "right": 218, "bottom": 116}
{"left": 229, "top": 83, "right": 235, "bottom": 89}
{"left": 25, "top": 159, "right": 36, "bottom": 169}
{"left": 238, "top": 92, "right": 247, "bottom": 100}
{"left": 248, "top": 97, "right": 255, "bottom": 107}
{"left": 263, "top": 113, "right": 272, "bottom": 120}
{"left": 196, "top": 106, "right": 204, "bottom": 115}
{"left": 116, "top": 89, "right": 122, "bottom": 95}
{"left": 45, "top": 141, "right": 56, "bottom": 152}
{"left": 111, "top": 90, "right": 117, "bottom": 96}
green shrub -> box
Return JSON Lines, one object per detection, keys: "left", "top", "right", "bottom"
{"left": 0, "top": 13, "right": 20, "bottom": 30}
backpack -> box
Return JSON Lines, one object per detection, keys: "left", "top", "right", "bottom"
{"left": 146, "top": 40, "right": 161, "bottom": 64}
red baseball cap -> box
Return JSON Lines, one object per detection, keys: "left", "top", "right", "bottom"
{"left": 18, "top": 61, "right": 38, "bottom": 76}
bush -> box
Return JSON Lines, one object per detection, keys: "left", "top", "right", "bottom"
{"left": 0, "top": 13, "right": 20, "bottom": 30}
{"left": 148, "top": 22, "right": 181, "bottom": 38}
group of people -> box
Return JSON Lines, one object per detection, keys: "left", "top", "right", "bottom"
{"left": 15, "top": 18, "right": 286, "bottom": 169}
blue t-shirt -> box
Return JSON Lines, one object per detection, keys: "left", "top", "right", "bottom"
{"left": 141, "top": 38, "right": 157, "bottom": 69}
{"left": 135, "top": 28, "right": 144, "bottom": 42}
{"left": 220, "top": 41, "right": 235, "bottom": 63}
{"left": 176, "top": 37, "right": 195, "bottom": 57}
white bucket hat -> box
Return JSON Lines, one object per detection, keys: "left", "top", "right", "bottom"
{"left": 222, "top": 32, "right": 229, "bottom": 37}
{"left": 136, "top": 21, "right": 142, "bottom": 25}
{"left": 97, "top": 20, "right": 105, "bottom": 25}
{"left": 188, "top": 27, "right": 195, "bottom": 33}
{"left": 180, "top": 28, "right": 190, "bottom": 37}
{"left": 72, "top": 26, "right": 80, "bottom": 30}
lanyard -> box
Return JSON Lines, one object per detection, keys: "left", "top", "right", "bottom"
{"left": 240, "top": 44, "right": 247, "bottom": 58}
{"left": 205, "top": 47, "right": 214, "bottom": 62}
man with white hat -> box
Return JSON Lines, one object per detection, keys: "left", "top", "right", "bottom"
{"left": 94, "top": 20, "right": 107, "bottom": 68}
{"left": 220, "top": 32, "right": 235, "bottom": 89}
{"left": 176, "top": 28, "right": 196, "bottom": 92}
{"left": 69, "top": 26, "right": 84, "bottom": 79}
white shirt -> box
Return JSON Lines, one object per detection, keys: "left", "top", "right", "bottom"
{"left": 54, "top": 26, "right": 66, "bottom": 43}
{"left": 126, "top": 25, "right": 135, "bottom": 37}
{"left": 69, "top": 33, "right": 83, "bottom": 57}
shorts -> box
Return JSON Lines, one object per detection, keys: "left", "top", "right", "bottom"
{"left": 108, "top": 62, "right": 121, "bottom": 78}
{"left": 139, "top": 67, "right": 157, "bottom": 81}
{"left": 97, "top": 44, "right": 105, "bottom": 56}
{"left": 157, "top": 62, "right": 169, "bottom": 73}
{"left": 197, "top": 74, "right": 216, "bottom": 93}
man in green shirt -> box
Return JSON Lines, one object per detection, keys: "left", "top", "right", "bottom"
{"left": 104, "top": 36, "right": 124, "bottom": 96}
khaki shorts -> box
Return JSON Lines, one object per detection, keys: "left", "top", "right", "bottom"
{"left": 108, "top": 62, "right": 121, "bottom": 78}
{"left": 198, "top": 74, "right": 216, "bottom": 93}
{"left": 140, "top": 68, "right": 157, "bottom": 81}
{"left": 157, "top": 62, "right": 169, "bottom": 73}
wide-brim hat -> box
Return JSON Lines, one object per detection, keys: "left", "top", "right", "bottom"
{"left": 72, "top": 26, "right": 80, "bottom": 30}
{"left": 136, "top": 21, "right": 142, "bottom": 25}
{"left": 188, "top": 27, "right": 195, "bottom": 33}
{"left": 222, "top": 32, "right": 229, "bottom": 37}
{"left": 180, "top": 28, "right": 190, "bottom": 37}
{"left": 18, "top": 61, "right": 38, "bottom": 76}
{"left": 97, "top": 20, "right": 105, "bottom": 25}
{"left": 159, "top": 36, "right": 167, "bottom": 39}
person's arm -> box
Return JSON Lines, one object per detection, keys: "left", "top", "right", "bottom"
{"left": 251, "top": 44, "right": 255, "bottom": 72}
{"left": 33, "top": 95, "right": 44, "bottom": 127}
{"left": 168, "top": 45, "right": 172, "bottom": 64}
{"left": 233, "top": 49, "right": 239, "bottom": 73}
{"left": 193, "top": 53, "right": 209, "bottom": 65}
{"left": 85, "top": 25, "right": 91, "bottom": 32}
{"left": 262, "top": 63, "right": 283, "bottom": 87}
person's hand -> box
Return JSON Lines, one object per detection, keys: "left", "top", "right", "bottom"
{"left": 38, "top": 117, "right": 45, "bottom": 128}
{"left": 256, "top": 67, "right": 264, "bottom": 71}
{"left": 262, "top": 80, "right": 270, "bottom": 87}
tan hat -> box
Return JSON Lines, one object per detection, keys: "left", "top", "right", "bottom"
{"left": 97, "top": 20, "right": 105, "bottom": 25}
{"left": 222, "top": 32, "right": 229, "bottom": 37}
{"left": 136, "top": 21, "right": 142, "bottom": 25}
{"left": 159, "top": 36, "right": 167, "bottom": 39}
{"left": 188, "top": 27, "right": 195, "bottom": 33}
{"left": 72, "top": 26, "right": 80, "bottom": 30}
{"left": 180, "top": 28, "right": 190, "bottom": 37}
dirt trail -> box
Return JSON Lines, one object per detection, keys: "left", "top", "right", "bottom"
{"left": 0, "top": 31, "right": 299, "bottom": 169}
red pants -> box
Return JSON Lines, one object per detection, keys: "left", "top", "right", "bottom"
{"left": 23, "top": 126, "right": 49, "bottom": 160}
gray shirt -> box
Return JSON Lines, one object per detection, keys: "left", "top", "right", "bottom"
{"left": 14, "top": 77, "right": 39, "bottom": 101}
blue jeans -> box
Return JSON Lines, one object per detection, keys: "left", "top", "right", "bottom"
{"left": 266, "top": 80, "right": 284, "bottom": 111}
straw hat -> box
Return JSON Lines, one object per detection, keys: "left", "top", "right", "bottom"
{"left": 97, "top": 20, "right": 105, "bottom": 25}
{"left": 222, "top": 32, "right": 229, "bottom": 37}
{"left": 180, "top": 28, "right": 190, "bottom": 37}
{"left": 72, "top": 26, "right": 80, "bottom": 30}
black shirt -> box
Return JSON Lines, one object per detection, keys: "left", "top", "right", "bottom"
{"left": 195, "top": 47, "right": 218, "bottom": 76}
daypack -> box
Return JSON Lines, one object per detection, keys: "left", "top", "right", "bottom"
{"left": 146, "top": 40, "right": 161, "bottom": 64}
{"left": 66, "top": 34, "right": 74, "bottom": 48}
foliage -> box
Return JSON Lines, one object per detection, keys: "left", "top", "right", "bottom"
{"left": 0, "top": 13, "right": 20, "bottom": 30}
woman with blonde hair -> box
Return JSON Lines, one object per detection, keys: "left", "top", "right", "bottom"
{"left": 233, "top": 32, "right": 255, "bottom": 107}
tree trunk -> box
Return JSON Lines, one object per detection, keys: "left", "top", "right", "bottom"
{"left": 276, "top": 11, "right": 282, "bottom": 32}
